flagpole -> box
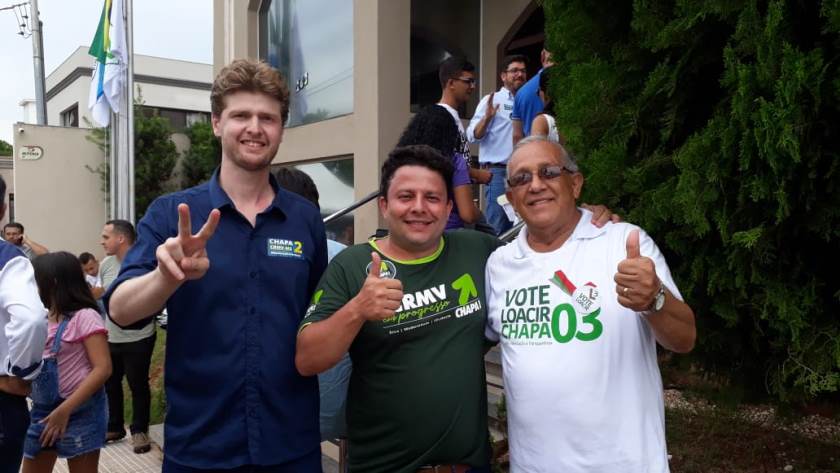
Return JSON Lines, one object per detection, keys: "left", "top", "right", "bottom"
{"left": 109, "top": 112, "right": 117, "bottom": 219}
{"left": 113, "top": 0, "right": 133, "bottom": 222}
{"left": 30, "top": 0, "right": 47, "bottom": 124}
{"left": 125, "top": 0, "right": 135, "bottom": 223}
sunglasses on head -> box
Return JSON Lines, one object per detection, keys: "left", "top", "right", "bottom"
{"left": 507, "top": 164, "right": 575, "bottom": 188}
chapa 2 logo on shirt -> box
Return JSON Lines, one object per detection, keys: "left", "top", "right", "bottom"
{"left": 267, "top": 238, "right": 304, "bottom": 259}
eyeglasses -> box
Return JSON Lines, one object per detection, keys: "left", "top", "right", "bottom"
{"left": 505, "top": 68, "right": 527, "bottom": 74}
{"left": 453, "top": 77, "right": 476, "bottom": 86}
{"left": 507, "top": 164, "right": 576, "bottom": 188}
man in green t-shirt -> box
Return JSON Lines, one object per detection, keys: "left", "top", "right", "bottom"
{"left": 297, "top": 145, "right": 499, "bottom": 473}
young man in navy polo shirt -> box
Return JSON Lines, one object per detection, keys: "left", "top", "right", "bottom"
{"left": 106, "top": 59, "right": 328, "bottom": 473}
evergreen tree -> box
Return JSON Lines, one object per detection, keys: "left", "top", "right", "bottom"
{"left": 543, "top": 0, "right": 840, "bottom": 400}
{"left": 180, "top": 120, "right": 221, "bottom": 189}
{"left": 86, "top": 99, "right": 178, "bottom": 220}
{"left": 134, "top": 108, "right": 178, "bottom": 219}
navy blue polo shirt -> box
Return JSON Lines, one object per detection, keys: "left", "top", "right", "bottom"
{"left": 105, "top": 170, "right": 327, "bottom": 469}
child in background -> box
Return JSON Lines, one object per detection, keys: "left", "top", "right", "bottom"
{"left": 22, "top": 252, "right": 111, "bottom": 473}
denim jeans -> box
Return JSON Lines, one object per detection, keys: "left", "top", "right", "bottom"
{"left": 484, "top": 167, "right": 512, "bottom": 236}
{"left": 24, "top": 318, "right": 107, "bottom": 459}
{"left": 318, "top": 353, "right": 352, "bottom": 440}
{"left": 24, "top": 389, "right": 107, "bottom": 459}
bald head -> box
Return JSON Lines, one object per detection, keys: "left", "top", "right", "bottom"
{"left": 504, "top": 136, "right": 584, "bottom": 241}
{"left": 507, "top": 135, "right": 577, "bottom": 184}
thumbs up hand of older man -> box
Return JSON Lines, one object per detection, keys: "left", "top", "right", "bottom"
{"left": 614, "top": 229, "right": 660, "bottom": 312}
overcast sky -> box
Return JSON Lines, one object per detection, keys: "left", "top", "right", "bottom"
{"left": 0, "top": 0, "right": 212, "bottom": 144}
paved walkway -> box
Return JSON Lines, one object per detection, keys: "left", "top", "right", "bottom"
{"left": 39, "top": 425, "right": 341, "bottom": 473}
{"left": 48, "top": 439, "right": 162, "bottom": 473}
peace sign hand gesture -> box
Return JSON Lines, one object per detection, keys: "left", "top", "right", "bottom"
{"left": 156, "top": 203, "right": 221, "bottom": 283}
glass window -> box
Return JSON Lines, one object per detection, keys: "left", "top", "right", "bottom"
{"left": 273, "top": 157, "right": 355, "bottom": 246}
{"left": 139, "top": 107, "right": 207, "bottom": 133}
{"left": 158, "top": 109, "right": 187, "bottom": 131}
{"left": 186, "top": 112, "right": 209, "bottom": 128}
{"left": 410, "top": 0, "right": 480, "bottom": 114}
{"left": 260, "top": 0, "right": 354, "bottom": 127}
{"left": 61, "top": 104, "right": 79, "bottom": 127}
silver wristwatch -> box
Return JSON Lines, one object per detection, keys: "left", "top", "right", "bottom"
{"left": 649, "top": 283, "right": 666, "bottom": 313}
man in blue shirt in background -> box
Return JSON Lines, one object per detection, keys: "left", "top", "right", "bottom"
{"left": 107, "top": 59, "right": 328, "bottom": 473}
{"left": 511, "top": 48, "right": 554, "bottom": 144}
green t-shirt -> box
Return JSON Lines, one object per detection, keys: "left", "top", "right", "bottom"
{"left": 302, "top": 230, "right": 501, "bottom": 473}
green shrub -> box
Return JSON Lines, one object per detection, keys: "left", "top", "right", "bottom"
{"left": 543, "top": 0, "right": 840, "bottom": 401}
{"left": 180, "top": 121, "right": 221, "bottom": 189}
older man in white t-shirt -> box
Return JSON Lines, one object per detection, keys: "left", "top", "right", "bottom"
{"left": 485, "top": 136, "right": 696, "bottom": 472}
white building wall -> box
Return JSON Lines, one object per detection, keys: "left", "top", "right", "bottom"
{"left": 47, "top": 80, "right": 91, "bottom": 127}
{"left": 44, "top": 46, "right": 212, "bottom": 128}
{"left": 135, "top": 82, "right": 210, "bottom": 113}
{"left": 12, "top": 123, "right": 108, "bottom": 258}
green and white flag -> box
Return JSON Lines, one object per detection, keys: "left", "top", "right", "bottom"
{"left": 88, "top": 0, "right": 126, "bottom": 127}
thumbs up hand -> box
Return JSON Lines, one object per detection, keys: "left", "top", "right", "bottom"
{"left": 614, "top": 229, "right": 659, "bottom": 311}
{"left": 356, "top": 252, "right": 404, "bottom": 321}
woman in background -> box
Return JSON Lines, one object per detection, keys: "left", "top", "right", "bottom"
{"left": 397, "top": 105, "right": 481, "bottom": 229}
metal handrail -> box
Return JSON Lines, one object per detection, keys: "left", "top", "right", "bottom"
{"left": 323, "top": 190, "right": 380, "bottom": 224}
{"left": 498, "top": 220, "right": 525, "bottom": 243}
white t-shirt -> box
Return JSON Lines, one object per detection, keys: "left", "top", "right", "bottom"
{"left": 543, "top": 114, "right": 560, "bottom": 144}
{"left": 85, "top": 273, "right": 102, "bottom": 288}
{"left": 437, "top": 102, "right": 470, "bottom": 163}
{"left": 485, "top": 209, "right": 681, "bottom": 473}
